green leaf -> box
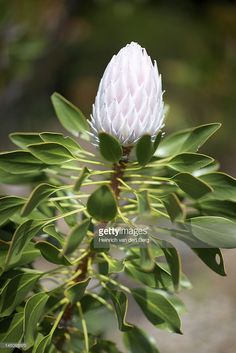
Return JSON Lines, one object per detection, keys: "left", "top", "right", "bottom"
{"left": 36, "top": 241, "right": 71, "bottom": 265}
{"left": 6, "top": 243, "right": 40, "bottom": 271}
{"left": 136, "top": 135, "right": 154, "bottom": 166}
{"left": 0, "top": 196, "right": 25, "bottom": 226}
{"left": 161, "top": 193, "right": 184, "bottom": 222}
{"left": 63, "top": 218, "right": 90, "bottom": 255}
{"left": 33, "top": 333, "right": 51, "bottom": 353}
{"left": 0, "top": 167, "right": 44, "bottom": 184}
{"left": 65, "top": 278, "right": 90, "bottom": 305}
{"left": 91, "top": 340, "right": 123, "bottom": 353}
{"left": 24, "top": 292, "right": 49, "bottom": 348}
{"left": 63, "top": 331, "right": 96, "bottom": 353}
{"left": 189, "top": 216, "right": 236, "bottom": 248}
{"left": 99, "top": 133, "right": 122, "bottom": 163}
{"left": 195, "top": 199, "right": 236, "bottom": 221}
{"left": 10, "top": 132, "right": 43, "bottom": 149}
{"left": 0, "top": 312, "right": 24, "bottom": 352}
{"left": 140, "top": 247, "right": 155, "bottom": 271}
{"left": 21, "top": 183, "right": 58, "bottom": 217}
{"left": 5, "top": 220, "right": 43, "bottom": 269}
{"left": 0, "top": 151, "right": 43, "bottom": 174}
{"left": 102, "top": 253, "right": 124, "bottom": 274}
{"left": 43, "top": 224, "right": 65, "bottom": 247}
{"left": 125, "top": 262, "right": 171, "bottom": 289}
{"left": 87, "top": 185, "right": 117, "bottom": 221}
{"left": 193, "top": 248, "right": 226, "bottom": 276}
{"left": 168, "top": 153, "right": 213, "bottom": 173}
{"left": 0, "top": 272, "right": 41, "bottom": 317}
{"left": 172, "top": 173, "right": 212, "bottom": 199}
{"left": 28, "top": 142, "right": 75, "bottom": 164}
{"left": 124, "top": 326, "right": 160, "bottom": 353}
{"left": 137, "top": 191, "right": 151, "bottom": 213}
{"left": 200, "top": 172, "right": 236, "bottom": 201}
{"left": 164, "top": 224, "right": 226, "bottom": 276}
{"left": 74, "top": 167, "right": 91, "bottom": 192}
{"left": 153, "top": 131, "right": 162, "bottom": 152}
{"left": 40, "top": 132, "right": 82, "bottom": 153}
{"left": 51, "top": 92, "right": 89, "bottom": 136}
{"left": 131, "top": 288, "right": 182, "bottom": 333}
{"left": 161, "top": 242, "right": 181, "bottom": 290}
{"left": 108, "top": 290, "right": 133, "bottom": 331}
{"left": 157, "top": 123, "right": 221, "bottom": 157}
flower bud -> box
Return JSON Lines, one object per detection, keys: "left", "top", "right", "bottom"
{"left": 89, "top": 42, "right": 165, "bottom": 146}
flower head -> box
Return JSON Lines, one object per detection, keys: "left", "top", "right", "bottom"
{"left": 89, "top": 42, "right": 165, "bottom": 146}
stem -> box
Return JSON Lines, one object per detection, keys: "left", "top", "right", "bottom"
{"left": 97, "top": 274, "right": 131, "bottom": 294}
{"left": 77, "top": 302, "right": 89, "bottom": 352}
{"left": 56, "top": 147, "right": 132, "bottom": 351}
{"left": 110, "top": 146, "right": 132, "bottom": 198}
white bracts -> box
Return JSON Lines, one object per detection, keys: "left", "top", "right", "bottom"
{"left": 89, "top": 42, "right": 165, "bottom": 146}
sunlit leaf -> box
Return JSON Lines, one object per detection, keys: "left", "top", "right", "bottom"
{"left": 132, "top": 288, "right": 182, "bottom": 333}
{"left": 51, "top": 92, "right": 89, "bottom": 136}
{"left": 157, "top": 123, "right": 221, "bottom": 157}
{"left": 168, "top": 153, "right": 213, "bottom": 173}
{"left": 28, "top": 142, "right": 75, "bottom": 164}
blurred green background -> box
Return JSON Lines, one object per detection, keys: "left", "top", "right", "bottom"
{"left": 1, "top": 1, "right": 236, "bottom": 352}
{"left": 1, "top": 0, "right": 236, "bottom": 174}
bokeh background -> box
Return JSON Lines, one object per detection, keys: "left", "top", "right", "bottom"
{"left": 0, "top": 0, "right": 236, "bottom": 352}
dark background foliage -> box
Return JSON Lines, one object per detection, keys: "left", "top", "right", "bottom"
{"left": 0, "top": 0, "right": 236, "bottom": 175}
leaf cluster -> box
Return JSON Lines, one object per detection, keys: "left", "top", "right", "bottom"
{"left": 0, "top": 93, "right": 235, "bottom": 352}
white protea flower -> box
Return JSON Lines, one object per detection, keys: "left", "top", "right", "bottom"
{"left": 89, "top": 42, "right": 165, "bottom": 146}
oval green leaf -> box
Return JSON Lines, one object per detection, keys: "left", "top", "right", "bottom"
{"left": 0, "top": 151, "right": 44, "bottom": 174}
{"left": 63, "top": 218, "right": 90, "bottom": 255}
{"left": 0, "top": 272, "right": 42, "bottom": 317}
{"left": 0, "top": 196, "right": 25, "bottom": 226}
{"left": 28, "top": 142, "right": 75, "bottom": 164}
{"left": 36, "top": 241, "right": 71, "bottom": 265}
{"left": 157, "top": 123, "right": 221, "bottom": 157}
{"left": 24, "top": 292, "right": 49, "bottom": 348}
{"left": 200, "top": 172, "right": 236, "bottom": 201}
{"left": 189, "top": 216, "right": 236, "bottom": 248}
{"left": 124, "top": 326, "right": 160, "bottom": 353}
{"left": 99, "top": 132, "right": 122, "bottom": 163}
{"left": 40, "top": 132, "right": 82, "bottom": 153}
{"left": 10, "top": 132, "right": 43, "bottom": 149}
{"left": 87, "top": 185, "right": 117, "bottom": 221}
{"left": 131, "top": 288, "right": 182, "bottom": 333}
{"left": 0, "top": 313, "right": 24, "bottom": 351}
{"left": 51, "top": 92, "right": 89, "bottom": 136}
{"left": 21, "top": 183, "right": 58, "bottom": 217}
{"left": 136, "top": 135, "right": 153, "bottom": 166}
{"left": 65, "top": 278, "right": 91, "bottom": 305}
{"left": 172, "top": 172, "right": 212, "bottom": 199}
{"left": 168, "top": 153, "right": 213, "bottom": 173}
